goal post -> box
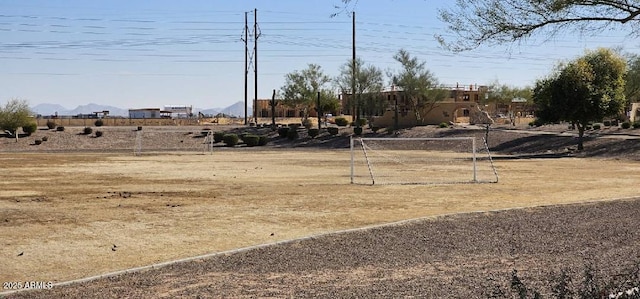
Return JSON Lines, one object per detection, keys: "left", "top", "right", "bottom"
{"left": 350, "top": 136, "right": 498, "bottom": 185}
{"left": 133, "top": 128, "right": 214, "bottom": 155}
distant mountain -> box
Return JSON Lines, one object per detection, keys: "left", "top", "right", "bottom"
{"left": 31, "top": 103, "right": 70, "bottom": 116}
{"left": 69, "top": 103, "right": 128, "bottom": 117}
{"left": 31, "top": 101, "right": 248, "bottom": 118}
{"left": 198, "top": 101, "right": 249, "bottom": 118}
{"left": 219, "top": 101, "right": 248, "bottom": 117}
{"left": 31, "top": 103, "right": 128, "bottom": 117}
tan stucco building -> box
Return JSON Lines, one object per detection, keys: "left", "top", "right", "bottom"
{"left": 347, "top": 85, "right": 493, "bottom": 127}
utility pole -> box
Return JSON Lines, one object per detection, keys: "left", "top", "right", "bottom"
{"left": 351, "top": 11, "right": 357, "bottom": 123}
{"left": 254, "top": 8, "right": 259, "bottom": 124}
{"left": 243, "top": 11, "right": 248, "bottom": 125}
{"left": 317, "top": 91, "right": 322, "bottom": 131}
{"left": 270, "top": 89, "right": 277, "bottom": 129}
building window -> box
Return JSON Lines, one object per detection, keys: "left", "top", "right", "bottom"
{"left": 463, "top": 94, "right": 470, "bottom": 101}
{"left": 443, "top": 111, "right": 450, "bottom": 117}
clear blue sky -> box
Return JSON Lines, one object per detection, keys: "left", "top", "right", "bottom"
{"left": 1, "top": 0, "right": 637, "bottom": 111}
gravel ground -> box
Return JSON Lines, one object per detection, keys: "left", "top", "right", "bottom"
{"left": 2, "top": 123, "right": 640, "bottom": 298}
{"left": 5, "top": 198, "right": 640, "bottom": 298}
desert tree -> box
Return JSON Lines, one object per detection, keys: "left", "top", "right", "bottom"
{"left": 533, "top": 48, "right": 626, "bottom": 150}
{"left": 438, "top": 0, "right": 640, "bottom": 51}
{"left": 280, "top": 64, "right": 335, "bottom": 121}
{"left": 487, "top": 81, "right": 533, "bottom": 117}
{"left": 389, "top": 49, "right": 447, "bottom": 125}
{"left": 0, "top": 99, "right": 34, "bottom": 142}
{"left": 625, "top": 53, "right": 640, "bottom": 102}
{"left": 335, "top": 57, "right": 385, "bottom": 122}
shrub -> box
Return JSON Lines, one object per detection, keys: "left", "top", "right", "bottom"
{"left": 287, "top": 129, "right": 299, "bottom": 140}
{"left": 94, "top": 119, "right": 104, "bottom": 127}
{"left": 353, "top": 127, "right": 363, "bottom": 135}
{"left": 222, "top": 134, "right": 239, "bottom": 147}
{"left": 258, "top": 135, "right": 268, "bottom": 146}
{"left": 277, "top": 127, "right": 290, "bottom": 138}
{"left": 239, "top": 132, "right": 250, "bottom": 142}
{"left": 335, "top": 117, "right": 349, "bottom": 127}
{"left": 213, "top": 132, "right": 224, "bottom": 143}
{"left": 83, "top": 127, "right": 93, "bottom": 135}
{"left": 371, "top": 126, "right": 380, "bottom": 133}
{"left": 22, "top": 123, "right": 37, "bottom": 136}
{"left": 592, "top": 124, "right": 601, "bottom": 130}
{"left": 41, "top": 136, "right": 48, "bottom": 142}
{"left": 633, "top": 121, "right": 640, "bottom": 129}
{"left": 56, "top": 126, "right": 65, "bottom": 132}
{"left": 308, "top": 128, "right": 319, "bottom": 138}
{"left": 622, "top": 121, "right": 631, "bottom": 129}
{"left": 302, "top": 118, "right": 313, "bottom": 129}
{"left": 288, "top": 123, "right": 301, "bottom": 130}
{"left": 328, "top": 127, "right": 339, "bottom": 135}
{"left": 46, "top": 120, "right": 56, "bottom": 130}
{"left": 354, "top": 118, "right": 367, "bottom": 127}
{"left": 243, "top": 134, "right": 260, "bottom": 147}
{"left": 95, "top": 131, "right": 103, "bottom": 138}
{"left": 603, "top": 120, "right": 611, "bottom": 127}
{"left": 34, "top": 139, "right": 42, "bottom": 145}
{"left": 439, "top": 122, "right": 449, "bottom": 128}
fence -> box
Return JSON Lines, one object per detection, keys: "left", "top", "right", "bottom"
{"left": 36, "top": 118, "right": 199, "bottom": 127}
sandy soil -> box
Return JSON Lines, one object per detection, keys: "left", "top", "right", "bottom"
{"left": 1, "top": 124, "right": 639, "bottom": 298}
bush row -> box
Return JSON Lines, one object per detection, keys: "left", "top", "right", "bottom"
{"left": 206, "top": 131, "right": 269, "bottom": 147}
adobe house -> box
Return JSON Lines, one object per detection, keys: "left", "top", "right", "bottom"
{"left": 343, "top": 84, "right": 492, "bottom": 127}
{"left": 630, "top": 103, "right": 640, "bottom": 122}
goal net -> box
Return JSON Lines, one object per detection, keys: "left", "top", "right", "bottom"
{"left": 133, "top": 128, "right": 214, "bottom": 155}
{"left": 350, "top": 136, "right": 498, "bottom": 185}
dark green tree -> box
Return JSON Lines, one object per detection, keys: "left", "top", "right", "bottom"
{"left": 335, "top": 57, "right": 385, "bottom": 121}
{"left": 281, "top": 64, "right": 334, "bottom": 121}
{"left": 533, "top": 48, "right": 626, "bottom": 150}
{"left": 624, "top": 53, "right": 640, "bottom": 102}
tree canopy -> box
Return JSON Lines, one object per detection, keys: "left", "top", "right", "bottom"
{"left": 0, "top": 99, "right": 34, "bottom": 139}
{"left": 280, "top": 64, "right": 336, "bottom": 120}
{"left": 335, "top": 57, "right": 385, "bottom": 120}
{"left": 625, "top": 53, "right": 640, "bottom": 101}
{"left": 390, "top": 49, "right": 447, "bottom": 125}
{"left": 533, "top": 48, "right": 626, "bottom": 150}
{"left": 438, "top": 0, "right": 640, "bottom": 51}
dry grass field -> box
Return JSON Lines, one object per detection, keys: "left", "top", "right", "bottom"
{"left": 1, "top": 125, "right": 640, "bottom": 297}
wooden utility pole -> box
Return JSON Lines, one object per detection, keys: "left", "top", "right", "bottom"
{"left": 254, "top": 8, "right": 259, "bottom": 124}
{"left": 351, "top": 11, "right": 358, "bottom": 122}
{"left": 243, "top": 11, "right": 248, "bottom": 125}
{"left": 317, "top": 91, "right": 322, "bottom": 131}
{"left": 270, "top": 89, "right": 277, "bottom": 129}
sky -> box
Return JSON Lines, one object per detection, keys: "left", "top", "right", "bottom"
{"left": 1, "top": 0, "right": 638, "bottom": 112}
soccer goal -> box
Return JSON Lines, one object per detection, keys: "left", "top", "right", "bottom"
{"left": 350, "top": 136, "right": 498, "bottom": 185}
{"left": 133, "top": 128, "right": 214, "bottom": 155}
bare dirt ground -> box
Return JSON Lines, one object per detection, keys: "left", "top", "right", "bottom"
{"left": 1, "top": 124, "right": 640, "bottom": 298}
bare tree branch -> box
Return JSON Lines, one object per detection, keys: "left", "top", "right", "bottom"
{"left": 438, "top": 0, "right": 640, "bottom": 52}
